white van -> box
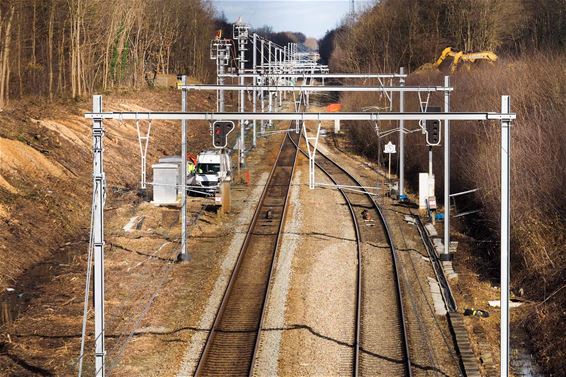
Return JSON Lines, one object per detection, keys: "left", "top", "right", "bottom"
{"left": 194, "top": 150, "right": 232, "bottom": 193}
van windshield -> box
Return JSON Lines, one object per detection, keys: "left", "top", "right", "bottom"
{"left": 197, "top": 163, "right": 220, "bottom": 174}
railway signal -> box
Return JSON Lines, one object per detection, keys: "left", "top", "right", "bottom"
{"left": 425, "top": 106, "right": 442, "bottom": 146}
{"left": 212, "top": 121, "right": 235, "bottom": 148}
{"left": 426, "top": 119, "right": 441, "bottom": 145}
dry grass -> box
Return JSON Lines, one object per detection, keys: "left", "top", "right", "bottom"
{"left": 342, "top": 53, "right": 566, "bottom": 374}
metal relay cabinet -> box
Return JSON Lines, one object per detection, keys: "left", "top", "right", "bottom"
{"left": 152, "top": 162, "right": 179, "bottom": 205}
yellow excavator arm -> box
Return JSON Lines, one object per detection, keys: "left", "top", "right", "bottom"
{"left": 459, "top": 51, "right": 498, "bottom": 63}
{"left": 428, "top": 47, "right": 498, "bottom": 73}
{"left": 433, "top": 47, "right": 458, "bottom": 67}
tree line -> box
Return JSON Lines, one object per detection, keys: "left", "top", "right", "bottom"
{"left": 0, "top": 0, "right": 216, "bottom": 108}
{"left": 322, "top": 0, "right": 566, "bottom": 72}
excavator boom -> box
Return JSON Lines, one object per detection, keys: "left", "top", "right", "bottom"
{"left": 460, "top": 51, "right": 498, "bottom": 63}
{"left": 421, "top": 47, "right": 498, "bottom": 73}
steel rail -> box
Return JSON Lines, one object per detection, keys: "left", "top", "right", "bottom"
{"left": 316, "top": 147, "right": 413, "bottom": 376}
{"left": 248, "top": 129, "right": 300, "bottom": 375}
{"left": 292, "top": 135, "right": 412, "bottom": 376}
{"left": 194, "top": 130, "right": 300, "bottom": 376}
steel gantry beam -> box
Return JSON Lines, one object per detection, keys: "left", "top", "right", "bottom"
{"left": 178, "top": 84, "right": 453, "bottom": 92}
{"left": 217, "top": 73, "right": 407, "bottom": 79}
{"left": 86, "top": 111, "right": 513, "bottom": 122}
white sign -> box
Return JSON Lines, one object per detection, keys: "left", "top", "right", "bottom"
{"left": 384, "top": 141, "right": 396, "bottom": 154}
{"left": 428, "top": 196, "right": 437, "bottom": 210}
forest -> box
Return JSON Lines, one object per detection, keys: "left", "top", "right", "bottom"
{"left": 0, "top": 0, "right": 215, "bottom": 107}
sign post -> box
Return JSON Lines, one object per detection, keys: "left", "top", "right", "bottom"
{"left": 384, "top": 141, "right": 396, "bottom": 180}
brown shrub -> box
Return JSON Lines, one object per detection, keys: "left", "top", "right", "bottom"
{"left": 342, "top": 53, "right": 566, "bottom": 374}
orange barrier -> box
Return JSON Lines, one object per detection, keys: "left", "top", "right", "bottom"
{"left": 244, "top": 170, "right": 251, "bottom": 186}
{"left": 186, "top": 153, "right": 198, "bottom": 166}
{"left": 326, "top": 103, "right": 342, "bottom": 112}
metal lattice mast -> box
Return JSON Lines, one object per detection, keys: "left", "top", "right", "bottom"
{"left": 211, "top": 38, "right": 231, "bottom": 112}
{"left": 252, "top": 33, "right": 257, "bottom": 147}
{"left": 268, "top": 40, "right": 273, "bottom": 128}
{"left": 260, "top": 38, "right": 265, "bottom": 134}
{"left": 399, "top": 67, "right": 405, "bottom": 198}
{"left": 92, "top": 95, "right": 105, "bottom": 376}
{"left": 234, "top": 22, "right": 249, "bottom": 166}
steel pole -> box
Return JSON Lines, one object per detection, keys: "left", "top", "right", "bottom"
{"left": 92, "top": 95, "right": 105, "bottom": 376}
{"left": 443, "top": 75, "right": 451, "bottom": 260}
{"left": 178, "top": 75, "right": 190, "bottom": 262}
{"left": 500, "top": 95, "right": 511, "bottom": 377}
{"left": 216, "top": 48, "right": 220, "bottom": 111}
{"left": 278, "top": 49, "right": 282, "bottom": 108}
{"left": 219, "top": 45, "right": 227, "bottom": 112}
{"left": 268, "top": 41, "right": 273, "bottom": 128}
{"left": 268, "top": 41, "right": 272, "bottom": 75}
{"left": 239, "top": 30, "right": 245, "bottom": 167}
{"left": 429, "top": 147, "right": 433, "bottom": 176}
{"left": 399, "top": 67, "right": 405, "bottom": 199}
{"left": 252, "top": 34, "right": 257, "bottom": 147}
{"left": 388, "top": 153, "right": 391, "bottom": 180}
{"left": 260, "top": 38, "right": 265, "bottom": 134}
{"left": 274, "top": 47, "right": 278, "bottom": 109}
{"left": 283, "top": 46, "right": 288, "bottom": 100}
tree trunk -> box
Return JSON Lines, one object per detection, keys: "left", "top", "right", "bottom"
{"left": 0, "top": 6, "right": 15, "bottom": 108}
{"left": 48, "top": 0, "right": 55, "bottom": 100}
{"left": 16, "top": 7, "right": 22, "bottom": 98}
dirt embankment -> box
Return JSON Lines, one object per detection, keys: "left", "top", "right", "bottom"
{"left": 0, "top": 88, "right": 215, "bottom": 293}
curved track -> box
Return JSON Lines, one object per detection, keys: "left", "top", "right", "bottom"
{"left": 195, "top": 131, "right": 300, "bottom": 376}
{"left": 291, "top": 134, "right": 412, "bottom": 376}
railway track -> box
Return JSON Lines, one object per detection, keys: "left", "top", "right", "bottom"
{"left": 291, "top": 134, "right": 412, "bottom": 376}
{"left": 194, "top": 130, "right": 300, "bottom": 376}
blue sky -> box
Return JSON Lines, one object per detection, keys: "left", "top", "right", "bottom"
{"left": 211, "top": 0, "right": 374, "bottom": 39}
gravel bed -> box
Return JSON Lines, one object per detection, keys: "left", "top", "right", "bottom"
{"left": 261, "top": 156, "right": 358, "bottom": 376}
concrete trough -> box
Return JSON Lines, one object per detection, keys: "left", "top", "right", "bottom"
{"left": 425, "top": 223, "right": 438, "bottom": 237}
